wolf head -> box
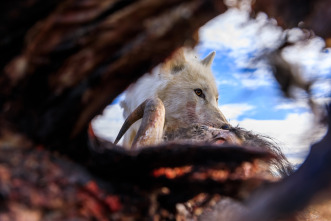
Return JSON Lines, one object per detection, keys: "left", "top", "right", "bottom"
{"left": 158, "top": 49, "right": 229, "bottom": 132}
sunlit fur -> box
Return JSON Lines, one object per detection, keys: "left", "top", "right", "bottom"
{"left": 120, "top": 49, "right": 228, "bottom": 147}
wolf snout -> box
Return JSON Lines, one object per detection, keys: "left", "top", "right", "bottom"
{"left": 211, "top": 128, "right": 242, "bottom": 146}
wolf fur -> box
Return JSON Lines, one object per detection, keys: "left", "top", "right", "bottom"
{"left": 120, "top": 48, "right": 229, "bottom": 147}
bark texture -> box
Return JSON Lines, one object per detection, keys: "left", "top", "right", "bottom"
{"left": 0, "top": 0, "right": 330, "bottom": 220}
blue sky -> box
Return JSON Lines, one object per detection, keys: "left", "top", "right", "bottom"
{"left": 200, "top": 48, "right": 311, "bottom": 121}
{"left": 93, "top": 8, "right": 331, "bottom": 165}
{"left": 196, "top": 8, "right": 331, "bottom": 164}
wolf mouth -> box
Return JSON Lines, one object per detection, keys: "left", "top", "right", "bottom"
{"left": 212, "top": 136, "right": 226, "bottom": 145}
{"left": 213, "top": 138, "right": 226, "bottom": 145}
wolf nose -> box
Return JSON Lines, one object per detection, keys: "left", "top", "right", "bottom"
{"left": 220, "top": 124, "right": 230, "bottom": 130}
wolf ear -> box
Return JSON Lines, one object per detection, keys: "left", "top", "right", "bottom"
{"left": 163, "top": 49, "right": 186, "bottom": 74}
{"left": 201, "top": 51, "right": 216, "bottom": 67}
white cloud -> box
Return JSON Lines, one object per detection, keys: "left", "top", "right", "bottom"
{"left": 282, "top": 38, "right": 330, "bottom": 69}
{"left": 219, "top": 101, "right": 324, "bottom": 158}
{"left": 275, "top": 97, "right": 331, "bottom": 111}
{"left": 200, "top": 11, "right": 330, "bottom": 164}
{"left": 232, "top": 112, "right": 327, "bottom": 165}
{"left": 241, "top": 78, "right": 269, "bottom": 88}
{"left": 199, "top": 8, "right": 284, "bottom": 90}
{"left": 286, "top": 28, "right": 306, "bottom": 43}
{"left": 314, "top": 97, "right": 331, "bottom": 105}
{"left": 199, "top": 8, "right": 331, "bottom": 95}
{"left": 200, "top": 8, "right": 331, "bottom": 75}
{"left": 216, "top": 79, "right": 239, "bottom": 86}
{"left": 219, "top": 103, "right": 255, "bottom": 120}
{"left": 275, "top": 100, "right": 309, "bottom": 110}
{"left": 199, "top": 9, "right": 282, "bottom": 59}
{"left": 199, "top": 8, "right": 252, "bottom": 51}
{"left": 279, "top": 38, "right": 331, "bottom": 101}
{"left": 233, "top": 73, "right": 271, "bottom": 89}
{"left": 311, "top": 79, "right": 331, "bottom": 97}
{"left": 92, "top": 104, "right": 124, "bottom": 143}
{"left": 233, "top": 67, "right": 274, "bottom": 89}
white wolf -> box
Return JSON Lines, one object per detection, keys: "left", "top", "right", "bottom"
{"left": 120, "top": 48, "right": 229, "bottom": 147}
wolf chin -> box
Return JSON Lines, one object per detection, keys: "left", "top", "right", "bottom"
{"left": 120, "top": 48, "right": 229, "bottom": 147}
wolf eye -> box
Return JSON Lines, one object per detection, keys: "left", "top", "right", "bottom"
{"left": 194, "top": 89, "right": 205, "bottom": 98}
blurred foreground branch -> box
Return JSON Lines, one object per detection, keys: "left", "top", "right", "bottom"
{"left": 0, "top": 0, "right": 330, "bottom": 220}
